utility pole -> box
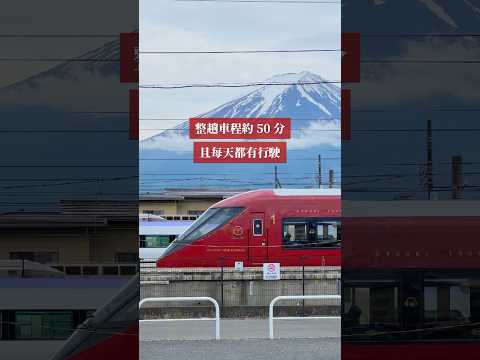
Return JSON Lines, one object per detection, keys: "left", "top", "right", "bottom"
{"left": 452, "top": 155, "right": 464, "bottom": 199}
{"left": 328, "top": 169, "right": 334, "bottom": 189}
{"left": 426, "top": 119, "right": 433, "bottom": 200}
{"left": 317, "top": 154, "right": 322, "bottom": 188}
{"left": 274, "top": 166, "right": 282, "bottom": 188}
{"left": 274, "top": 166, "right": 278, "bottom": 188}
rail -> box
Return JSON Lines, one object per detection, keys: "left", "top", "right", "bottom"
{"left": 139, "top": 296, "right": 221, "bottom": 340}
{"left": 269, "top": 295, "right": 341, "bottom": 339}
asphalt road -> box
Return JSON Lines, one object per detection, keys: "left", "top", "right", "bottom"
{"left": 140, "top": 318, "right": 340, "bottom": 340}
{"left": 140, "top": 318, "right": 340, "bottom": 360}
{"left": 140, "top": 338, "right": 340, "bottom": 360}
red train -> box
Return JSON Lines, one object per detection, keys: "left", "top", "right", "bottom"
{"left": 49, "top": 274, "right": 139, "bottom": 360}
{"left": 342, "top": 201, "right": 480, "bottom": 360}
{"left": 156, "top": 189, "right": 341, "bottom": 268}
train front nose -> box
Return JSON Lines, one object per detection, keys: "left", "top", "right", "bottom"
{"left": 155, "top": 254, "right": 168, "bottom": 268}
{"left": 155, "top": 247, "right": 178, "bottom": 268}
{"left": 155, "top": 241, "right": 178, "bottom": 268}
{"left": 155, "top": 257, "right": 165, "bottom": 268}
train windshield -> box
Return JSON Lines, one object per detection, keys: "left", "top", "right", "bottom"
{"left": 161, "top": 207, "right": 244, "bottom": 257}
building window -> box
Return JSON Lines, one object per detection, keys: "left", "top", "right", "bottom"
{"left": 10, "top": 251, "right": 59, "bottom": 264}
{"left": 15, "top": 311, "right": 74, "bottom": 340}
{"left": 163, "top": 215, "right": 199, "bottom": 220}
{"left": 143, "top": 210, "right": 164, "bottom": 215}
{"left": 282, "top": 218, "right": 341, "bottom": 249}
{"left": 115, "top": 252, "right": 138, "bottom": 263}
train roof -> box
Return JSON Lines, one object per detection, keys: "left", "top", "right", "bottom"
{"left": 0, "top": 277, "right": 128, "bottom": 310}
{"left": 140, "top": 220, "right": 193, "bottom": 226}
{"left": 343, "top": 200, "right": 480, "bottom": 217}
{"left": 272, "top": 189, "right": 341, "bottom": 196}
{"left": 213, "top": 188, "right": 340, "bottom": 208}
{"left": 139, "top": 220, "right": 193, "bottom": 235}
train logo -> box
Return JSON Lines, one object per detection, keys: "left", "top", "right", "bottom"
{"left": 232, "top": 225, "right": 244, "bottom": 237}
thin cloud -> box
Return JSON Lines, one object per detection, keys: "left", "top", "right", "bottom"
{"left": 140, "top": 119, "right": 340, "bottom": 151}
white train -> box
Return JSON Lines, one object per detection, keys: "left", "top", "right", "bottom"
{"left": 0, "top": 260, "right": 131, "bottom": 360}
{"left": 139, "top": 219, "right": 193, "bottom": 262}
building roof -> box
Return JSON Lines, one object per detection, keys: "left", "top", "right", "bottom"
{"left": 0, "top": 200, "right": 137, "bottom": 228}
{"left": 140, "top": 188, "right": 248, "bottom": 201}
{"left": 60, "top": 200, "right": 137, "bottom": 222}
{"left": 0, "top": 214, "right": 108, "bottom": 229}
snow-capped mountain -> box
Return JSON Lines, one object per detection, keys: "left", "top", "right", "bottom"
{"left": 140, "top": 71, "right": 341, "bottom": 191}
{"left": 380, "top": 0, "right": 480, "bottom": 29}
{"left": 371, "top": 0, "right": 480, "bottom": 29}
{"left": 199, "top": 71, "right": 340, "bottom": 119}
{"left": 345, "top": 0, "right": 480, "bottom": 34}
{"left": 0, "top": 38, "right": 136, "bottom": 211}
{"left": 0, "top": 39, "right": 127, "bottom": 112}
{"left": 142, "top": 71, "right": 340, "bottom": 150}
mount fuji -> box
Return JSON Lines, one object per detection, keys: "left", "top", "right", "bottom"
{"left": 199, "top": 71, "right": 339, "bottom": 119}
{"left": 141, "top": 71, "right": 340, "bottom": 150}
{"left": 140, "top": 71, "right": 341, "bottom": 192}
{"left": 0, "top": 38, "right": 137, "bottom": 210}
{"left": 345, "top": 0, "right": 480, "bottom": 33}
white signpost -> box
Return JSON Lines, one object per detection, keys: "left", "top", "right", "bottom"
{"left": 235, "top": 261, "right": 244, "bottom": 272}
{"left": 263, "top": 263, "right": 281, "bottom": 280}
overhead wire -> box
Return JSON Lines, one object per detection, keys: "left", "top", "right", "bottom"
{"left": 174, "top": 0, "right": 340, "bottom": 3}
{"left": 141, "top": 49, "right": 340, "bottom": 54}
{"left": 140, "top": 80, "right": 341, "bottom": 89}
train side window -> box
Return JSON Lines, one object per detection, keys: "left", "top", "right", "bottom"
{"left": 343, "top": 286, "right": 399, "bottom": 332}
{"left": 14, "top": 311, "right": 75, "bottom": 339}
{"left": 283, "top": 218, "right": 341, "bottom": 248}
{"left": 142, "top": 235, "right": 171, "bottom": 248}
{"left": 253, "top": 219, "right": 263, "bottom": 236}
{"left": 422, "top": 277, "right": 476, "bottom": 340}
{"left": 317, "top": 222, "right": 340, "bottom": 242}
{"left": 139, "top": 235, "right": 146, "bottom": 248}
{"left": 344, "top": 274, "right": 480, "bottom": 342}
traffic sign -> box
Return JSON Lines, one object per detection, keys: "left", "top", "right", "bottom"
{"left": 263, "top": 263, "right": 281, "bottom": 280}
{"left": 235, "top": 261, "right": 244, "bottom": 272}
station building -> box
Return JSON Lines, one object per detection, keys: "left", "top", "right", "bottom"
{"left": 0, "top": 201, "right": 137, "bottom": 351}
{"left": 0, "top": 200, "right": 137, "bottom": 275}
{"left": 139, "top": 188, "right": 246, "bottom": 219}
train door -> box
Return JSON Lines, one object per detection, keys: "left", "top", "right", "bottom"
{"left": 249, "top": 212, "right": 268, "bottom": 264}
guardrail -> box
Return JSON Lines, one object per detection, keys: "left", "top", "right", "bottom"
{"left": 269, "top": 295, "right": 341, "bottom": 339}
{"left": 139, "top": 296, "right": 221, "bottom": 340}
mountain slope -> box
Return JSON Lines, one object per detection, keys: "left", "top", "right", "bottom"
{"left": 142, "top": 71, "right": 340, "bottom": 150}
{"left": 345, "top": 0, "right": 480, "bottom": 34}
{"left": 0, "top": 39, "right": 126, "bottom": 112}
{"left": 140, "top": 71, "right": 341, "bottom": 191}
{"left": 0, "top": 38, "right": 136, "bottom": 211}
{"left": 199, "top": 71, "right": 340, "bottom": 119}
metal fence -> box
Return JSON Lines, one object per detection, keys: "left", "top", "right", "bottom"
{"left": 140, "top": 261, "right": 340, "bottom": 319}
